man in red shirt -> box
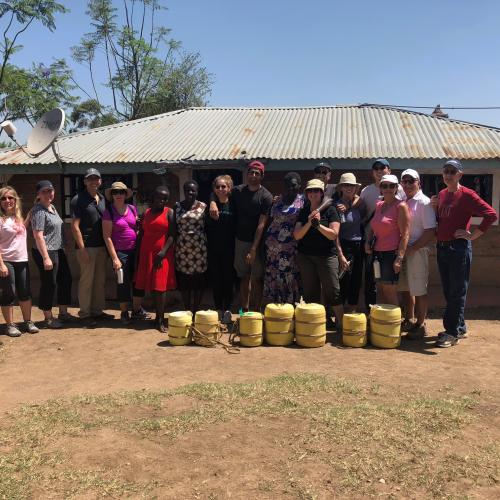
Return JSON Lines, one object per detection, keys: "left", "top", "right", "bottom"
{"left": 432, "top": 160, "right": 497, "bottom": 347}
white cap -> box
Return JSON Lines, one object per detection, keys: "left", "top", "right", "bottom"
{"left": 401, "top": 169, "right": 419, "bottom": 181}
{"left": 380, "top": 174, "right": 399, "bottom": 185}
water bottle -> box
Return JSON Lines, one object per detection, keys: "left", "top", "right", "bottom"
{"left": 373, "top": 257, "right": 381, "bottom": 279}
{"left": 116, "top": 268, "right": 124, "bottom": 284}
{"left": 338, "top": 260, "right": 351, "bottom": 279}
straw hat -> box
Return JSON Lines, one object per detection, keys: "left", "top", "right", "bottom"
{"left": 338, "top": 172, "right": 361, "bottom": 186}
{"left": 105, "top": 181, "right": 133, "bottom": 201}
{"left": 304, "top": 178, "right": 325, "bottom": 191}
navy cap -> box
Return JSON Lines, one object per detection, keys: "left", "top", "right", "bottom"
{"left": 85, "top": 168, "right": 101, "bottom": 178}
{"left": 36, "top": 180, "right": 54, "bottom": 193}
{"left": 314, "top": 161, "right": 332, "bottom": 172}
{"left": 443, "top": 159, "right": 463, "bottom": 171}
{"left": 372, "top": 158, "right": 390, "bottom": 169}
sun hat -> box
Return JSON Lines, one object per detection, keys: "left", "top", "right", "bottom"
{"left": 248, "top": 160, "right": 265, "bottom": 174}
{"left": 85, "top": 168, "right": 101, "bottom": 178}
{"left": 443, "top": 159, "right": 463, "bottom": 171}
{"left": 401, "top": 169, "right": 420, "bottom": 181}
{"left": 380, "top": 174, "right": 399, "bottom": 185}
{"left": 305, "top": 178, "right": 325, "bottom": 192}
{"left": 338, "top": 172, "right": 361, "bottom": 186}
{"left": 105, "top": 181, "right": 133, "bottom": 201}
{"left": 36, "top": 180, "right": 54, "bottom": 193}
{"left": 372, "top": 158, "right": 390, "bottom": 169}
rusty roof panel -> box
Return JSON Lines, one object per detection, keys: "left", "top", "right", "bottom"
{"left": 1, "top": 105, "right": 500, "bottom": 167}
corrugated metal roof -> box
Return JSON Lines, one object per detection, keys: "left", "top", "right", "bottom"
{"left": 2, "top": 105, "right": 500, "bottom": 166}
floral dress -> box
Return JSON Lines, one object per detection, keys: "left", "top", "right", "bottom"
{"left": 264, "top": 194, "right": 305, "bottom": 303}
{"left": 175, "top": 201, "right": 208, "bottom": 275}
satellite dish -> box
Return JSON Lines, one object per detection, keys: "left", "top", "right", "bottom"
{"left": 26, "top": 108, "right": 65, "bottom": 156}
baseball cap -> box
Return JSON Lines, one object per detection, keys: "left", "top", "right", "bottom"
{"left": 85, "top": 168, "right": 101, "bottom": 178}
{"left": 314, "top": 161, "right": 332, "bottom": 173}
{"left": 443, "top": 159, "right": 463, "bottom": 171}
{"left": 372, "top": 158, "right": 390, "bottom": 169}
{"left": 401, "top": 169, "right": 420, "bottom": 181}
{"left": 36, "top": 180, "right": 54, "bottom": 193}
{"left": 380, "top": 174, "right": 399, "bottom": 185}
{"left": 248, "top": 160, "right": 265, "bottom": 174}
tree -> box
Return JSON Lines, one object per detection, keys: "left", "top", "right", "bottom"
{"left": 72, "top": 0, "right": 212, "bottom": 126}
{"left": 0, "top": 1, "right": 76, "bottom": 132}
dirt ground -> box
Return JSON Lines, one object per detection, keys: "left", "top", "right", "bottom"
{"left": 0, "top": 308, "right": 499, "bottom": 498}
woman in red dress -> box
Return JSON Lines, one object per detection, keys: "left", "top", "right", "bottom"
{"left": 135, "top": 186, "right": 176, "bottom": 331}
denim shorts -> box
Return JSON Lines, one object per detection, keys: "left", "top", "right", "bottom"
{"left": 374, "top": 250, "right": 399, "bottom": 284}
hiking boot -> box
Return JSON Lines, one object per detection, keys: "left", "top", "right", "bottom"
{"left": 131, "top": 307, "right": 151, "bottom": 321}
{"left": 23, "top": 320, "right": 39, "bottom": 334}
{"left": 93, "top": 311, "right": 114, "bottom": 321}
{"left": 58, "top": 312, "right": 79, "bottom": 323}
{"left": 5, "top": 323, "right": 22, "bottom": 337}
{"left": 406, "top": 323, "right": 426, "bottom": 340}
{"left": 42, "top": 318, "right": 64, "bottom": 329}
{"left": 436, "top": 333, "right": 459, "bottom": 348}
{"left": 120, "top": 311, "right": 132, "bottom": 325}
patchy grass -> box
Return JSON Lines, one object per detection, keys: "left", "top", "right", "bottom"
{"left": 0, "top": 373, "right": 498, "bottom": 498}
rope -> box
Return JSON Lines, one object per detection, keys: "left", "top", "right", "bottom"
{"left": 190, "top": 325, "right": 240, "bottom": 354}
{"left": 295, "top": 332, "right": 326, "bottom": 339}
{"left": 295, "top": 320, "right": 326, "bottom": 325}
{"left": 370, "top": 317, "right": 402, "bottom": 326}
{"left": 342, "top": 329, "right": 366, "bottom": 337}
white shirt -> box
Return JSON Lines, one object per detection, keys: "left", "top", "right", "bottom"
{"left": 405, "top": 190, "right": 436, "bottom": 245}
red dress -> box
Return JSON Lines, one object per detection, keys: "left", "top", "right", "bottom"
{"left": 135, "top": 208, "right": 176, "bottom": 292}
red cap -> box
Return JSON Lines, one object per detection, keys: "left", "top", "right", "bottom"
{"left": 248, "top": 160, "right": 265, "bottom": 174}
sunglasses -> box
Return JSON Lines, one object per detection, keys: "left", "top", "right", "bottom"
{"left": 215, "top": 185, "right": 228, "bottom": 190}
{"left": 314, "top": 169, "right": 330, "bottom": 175}
{"left": 380, "top": 183, "right": 397, "bottom": 189}
{"left": 307, "top": 188, "right": 323, "bottom": 193}
{"left": 372, "top": 166, "right": 387, "bottom": 171}
{"left": 443, "top": 169, "right": 459, "bottom": 175}
{"left": 247, "top": 170, "right": 262, "bottom": 176}
{"left": 111, "top": 190, "right": 127, "bottom": 195}
{"left": 0, "top": 196, "right": 15, "bottom": 201}
{"left": 401, "top": 178, "right": 417, "bottom": 185}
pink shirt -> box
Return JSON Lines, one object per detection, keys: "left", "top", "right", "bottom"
{"left": 372, "top": 200, "right": 402, "bottom": 251}
{"left": 102, "top": 204, "right": 138, "bottom": 251}
{"left": 0, "top": 217, "right": 28, "bottom": 262}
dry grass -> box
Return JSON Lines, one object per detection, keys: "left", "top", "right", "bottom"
{"left": 0, "top": 373, "right": 498, "bottom": 498}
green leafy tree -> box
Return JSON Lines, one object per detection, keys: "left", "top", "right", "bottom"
{"left": 0, "top": 1, "right": 76, "bottom": 133}
{"left": 72, "top": 0, "right": 212, "bottom": 125}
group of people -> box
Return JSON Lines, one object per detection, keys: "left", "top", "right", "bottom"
{"left": 0, "top": 158, "right": 496, "bottom": 348}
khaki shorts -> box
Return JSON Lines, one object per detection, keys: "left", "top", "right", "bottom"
{"left": 234, "top": 238, "right": 264, "bottom": 279}
{"left": 397, "top": 247, "right": 430, "bottom": 297}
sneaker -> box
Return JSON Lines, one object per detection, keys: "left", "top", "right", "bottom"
{"left": 42, "top": 318, "right": 64, "bottom": 329}
{"left": 457, "top": 331, "right": 469, "bottom": 340}
{"left": 58, "top": 312, "right": 79, "bottom": 323}
{"left": 120, "top": 311, "right": 131, "bottom": 324}
{"left": 93, "top": 311, "right": 114, "bottom": 321}
{"left": 222, "top": 310, "right": 233, "bottom": 324}
{"left": 401, "top": 318, "right": 416, "bottom": 332}
{"left": 406, "top": 323, "right": 426, "bottom": 340}
{"left": 5, "top": 324, "right": 22, "bottom": 337}
{"left": 23, "top": 320, "right": 39, "bottom": 334}
{"left": 436, "top": 333, "right": 459, "bottom": 348}
{"left": 81, "top": 317, "right": 98, "bottom": 328}
{"left": 131, "top": 307, "right": 151, "bottom": 321}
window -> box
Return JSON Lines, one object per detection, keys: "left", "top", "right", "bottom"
{"left": 420, "top": 174, "right": 493, "bottom": 205}
{"left": 60, "top": 173, "right": 134, "bottom": 218}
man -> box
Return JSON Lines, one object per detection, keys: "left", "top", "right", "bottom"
{"left": 359, "top": 159, "right": 405, "bottom": 309}
{"left": 397, "top": 169, "right": 436, "bottom": 339}
{"left": 432, "top": 159, "right": 497, "bottom": 348}
{"left": 71, "top": 168, "right": 114, "bottom": 326}
{"left": 209, "top": 160, "right": 273, "bottom": 311}
{"left": 313, "top": 161, "right": 336, "bottom": 199}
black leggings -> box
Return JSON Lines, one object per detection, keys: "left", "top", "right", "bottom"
{"left": 32, "top": 248, "right": 72, "bottom": 311}
{"left": 339, "top": 240, "right": 364, "bottom": 307}
{"left": 208, "top": 248, "right": 235, "bottom": 311}
{"left": 0, "top": 261, "right": 31, "bottom": 306}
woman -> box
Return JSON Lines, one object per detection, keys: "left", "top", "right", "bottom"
{"left": 175, "top": 180, "right": 208, "bottom": 314}
{"left": 31, "top": 180, "right": 74, "bottom": 329}
{"left": 205, "top": 175, "right": 236, "bottom": 322}
{"left": 264, "top": 172, "right": 304, "bottom": 304}
{"left": 103, "top": 181, "right": 149, "bottom": 324}
{"left": 293, "top": 178, "right": 343, "bottom": 331}
{"left": 365, "top": 174, "right": 410, "bottom": 306}
{"left": 335, "top": 173, "right": 366, "bottom": 312}
{"left": 0, "top": 187, "right": 38, "bottom": 337}
{"left": 135, "top": 185, "right": 176, "bottom": 332}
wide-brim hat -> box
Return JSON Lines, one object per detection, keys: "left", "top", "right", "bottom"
{"left": 105, "top": 181, "right": 133, "bottom": 201}
{"left": 304, "top": 178, "right": 325, "bottom": 192}
{"left": 338, "top": 172, "right": 361, "bottom": 186}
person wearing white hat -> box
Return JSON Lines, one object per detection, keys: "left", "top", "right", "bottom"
{"left": 334, "top": 173, "right": 367, "bottom": 312}
{"left": 397, "top": 169, "right": 436, "bottom": 339}
{"left": 364, "top": 174, "right": 410, "bottom": 306}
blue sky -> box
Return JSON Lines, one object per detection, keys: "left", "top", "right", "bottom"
{"left": 8, "top": 0, "right": 500, "bottom": 139}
